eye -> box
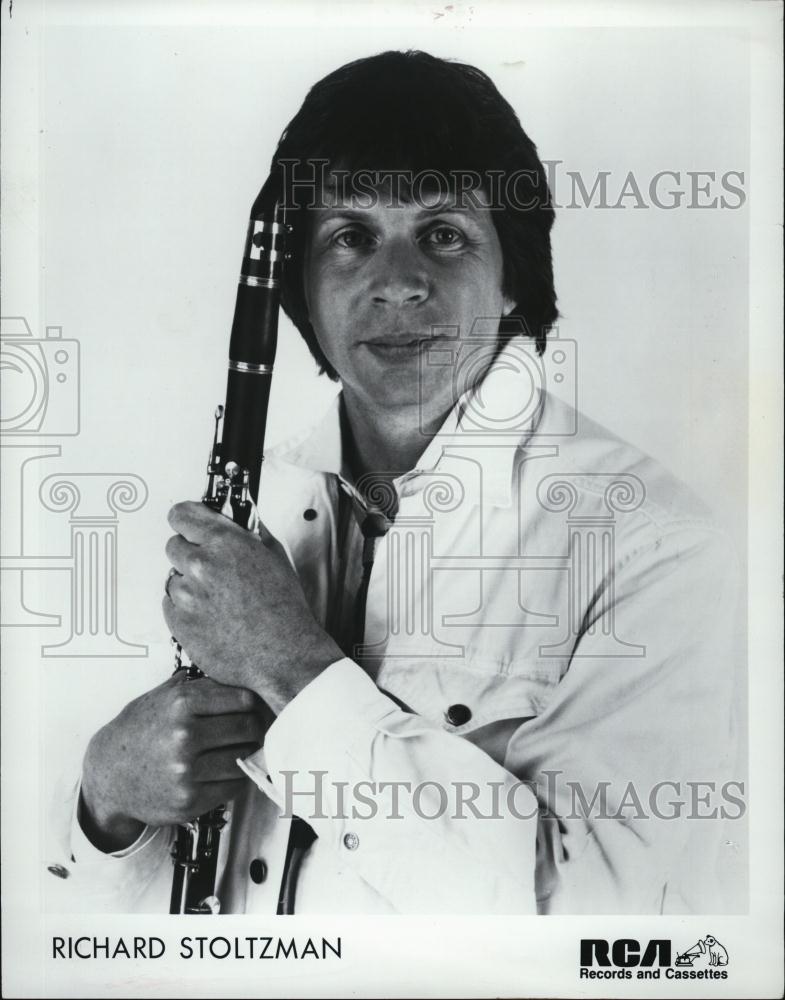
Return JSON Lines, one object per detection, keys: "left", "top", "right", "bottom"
{"left": 331, "top": 226, "right": 375, "bottom": 250}
{"left": 422, "top": 224, "right": 466, "bottom": 250}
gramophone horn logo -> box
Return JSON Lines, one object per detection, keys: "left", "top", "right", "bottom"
{"left": 675, "top": 935, "right": 729, "bottom": 968}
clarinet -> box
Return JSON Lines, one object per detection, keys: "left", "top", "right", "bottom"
{"left": 169, "top": 174, "right": 290, "bottom": 915}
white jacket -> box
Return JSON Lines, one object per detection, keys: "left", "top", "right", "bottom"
{"left": 45, "top": 348, "right": 741, "bottom": 915}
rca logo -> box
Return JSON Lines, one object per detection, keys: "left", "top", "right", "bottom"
{"left": 581, "top": 939, "right": 671, "bottom": 968}
{"left": 580, "top": 937, "right": 730, "bottom": 981}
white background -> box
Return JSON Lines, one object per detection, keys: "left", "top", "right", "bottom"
{"left": 1, "top": 1, "right": 782, "bottom": 998}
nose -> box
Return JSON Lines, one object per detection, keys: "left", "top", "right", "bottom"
{"left": 369, "top": 240, "right": 430, "bottom": 307}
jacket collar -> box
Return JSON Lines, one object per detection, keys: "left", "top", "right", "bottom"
{"left": 272, "top": 339, "right": 545, "bottom": 508}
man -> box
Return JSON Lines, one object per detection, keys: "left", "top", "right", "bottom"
{"left": 47, "top": 50, "right": 739, "bottom": 914}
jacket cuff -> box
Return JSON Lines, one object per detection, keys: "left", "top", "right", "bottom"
{"left": 238, "top": 658, "right": 401, "bottom": 802}
{"left": 273, "top": 657, "right": 400, "bottom": 738}
{"left": 70, "top": 780, "right": 169, "bottom": 874}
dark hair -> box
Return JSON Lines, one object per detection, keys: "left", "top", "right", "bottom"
{"left": 269, "top": 49, "right": 558, "bottom": 378}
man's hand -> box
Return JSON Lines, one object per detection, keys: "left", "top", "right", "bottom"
{"left": 162, "top": 501, "right": 343, "bottom": 714}
{"left": 80, "top": 674, "right": 268, "bottom": 853}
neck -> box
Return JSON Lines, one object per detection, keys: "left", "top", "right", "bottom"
{"left": 341, "top": 391, "right": 447, "bottom": 481}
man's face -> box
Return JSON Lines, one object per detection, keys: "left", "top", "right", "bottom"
{"left": 303, "top": 185, "right": 514, "bottom": 427}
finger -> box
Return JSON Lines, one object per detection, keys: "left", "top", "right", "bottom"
{"left": 161, "top": 595, "right": 197, "bottom": 640}
{"left": 194, "top": 712, "right": 267, "bottom": 750}
{"left": 252, "top": 520, "right": 295, "bottom": 569}
{"left": 162, "top": 573, "right": 197, "bottom": 613}
{"left": 162, "top": 593, "right": 178, "bottom": 634}
{"left": 171, "top": 677, "right": 261, "bottom": 716}
{"left": 178, "top": 778, "right": 249, "bottom": 819}
{"left": 193, "top": 778, "right": 249, "bottom": 809}
{"left": 165, "top": 533, "right": 200, "bottom": 575}
{"left": 167, "top": 501, "right": 221, "bottom": 543}
{"left": 252, "top": 516, "right": 275, "bottom": 546}
{"left": 192, "top": 745, "right": 262, "bottom": 782}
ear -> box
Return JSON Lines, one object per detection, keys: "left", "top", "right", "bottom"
{"left": 502, "top": 294, "right": 516, "bottom": 317}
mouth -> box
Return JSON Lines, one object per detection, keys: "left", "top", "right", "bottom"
{"left": 361, "top": 333, "right": 445, "bottom": 357}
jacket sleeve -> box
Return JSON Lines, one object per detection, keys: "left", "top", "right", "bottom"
{"left": 505, "top": 522, "right": 742, "bottom": 913}
{"left": 239, "top": 657, "right": 539, "bottom": 914}
{"left": 45, "top": 774, "right": 173, "bottom": 914}
{"left": 242, "top": 520, "right": 741, "bottom": 916}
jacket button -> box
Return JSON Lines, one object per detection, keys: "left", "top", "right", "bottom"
{"left": 303, "top": 508, "right": 317, "bottom": 521}
{"left": 445, "top": 703, "right": 472, "bottom": 727}
{"left": 343, "top": 832, "right": 360, "bottom": 851}
{"left": 47, "top": 864, "right": 70, "bottom": 880}
{"left": 249, "top": 858, "right": 268, "bottom": 884}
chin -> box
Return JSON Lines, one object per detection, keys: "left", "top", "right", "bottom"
{"left": 343, "top": 362, "right": 456, "bottom": 417}
{"left": 368, "top": 381, "right": 424, "bottom": 411}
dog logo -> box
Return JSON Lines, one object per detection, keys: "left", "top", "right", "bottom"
{"left": 675, "top": 935, "right": 728, "bottom": 968}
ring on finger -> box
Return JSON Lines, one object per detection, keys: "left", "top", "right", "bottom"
{"left": 165, "top": 567, "right": 182, "bottom": 599}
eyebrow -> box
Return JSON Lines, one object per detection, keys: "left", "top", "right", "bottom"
{"left": 312, "top": 204, "right": 480, "bottom": 227}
